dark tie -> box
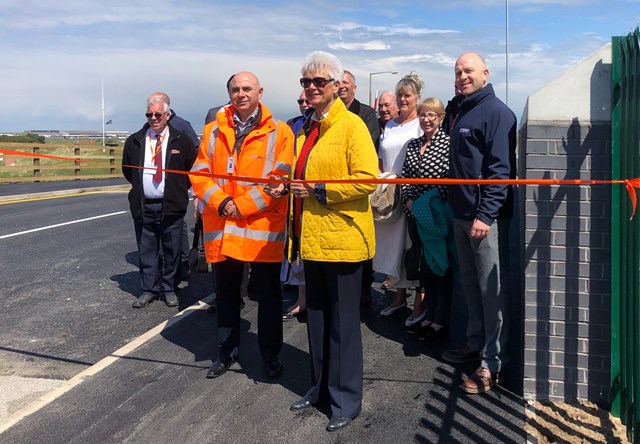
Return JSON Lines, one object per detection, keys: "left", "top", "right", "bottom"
{"left": 153, "top": 133, "right": 163, "bottom": 183}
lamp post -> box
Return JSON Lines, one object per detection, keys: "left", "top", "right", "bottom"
{"left": 369, "top": 71, "right": 398, "bottom": 106}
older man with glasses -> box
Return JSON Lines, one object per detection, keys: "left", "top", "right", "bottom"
{"left": 122, "top": 92, "right": 197, "bottom": 309}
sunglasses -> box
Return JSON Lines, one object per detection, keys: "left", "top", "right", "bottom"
{"left": 299, "top": 77, "right": 334, "bottom": 88}
{"left": 297, "top": 99, "right": 310, "bottom": 105}
{"left": 145, "top": 112, "right": 166, "bottom": 119}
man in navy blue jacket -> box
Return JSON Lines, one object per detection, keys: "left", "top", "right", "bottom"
{"left": 442, "top": 52, "right": 516, "bottom": 394}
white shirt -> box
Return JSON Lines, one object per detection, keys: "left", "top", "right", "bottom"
{"left": 143, "top": 126, "right": 168, "bottom": 199}
{"left": 379, "top": 118, "right": 423, "bottom": 176}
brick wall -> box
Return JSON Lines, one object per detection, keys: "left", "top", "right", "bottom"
{"left": 520, "top": 120, "right": 612, "bottom": 404}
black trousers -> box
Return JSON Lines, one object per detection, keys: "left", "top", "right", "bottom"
{"left": 133, "top": 201, "right": 183, "bottom": 295}
{"left": 303, "top": 260, "right": 363, "bottom": 419}
{"left": 213, "top": 258, "right": 282, "bottom": 361}
{"left": 419, "top": 258, "right": 453, "bottom": 326}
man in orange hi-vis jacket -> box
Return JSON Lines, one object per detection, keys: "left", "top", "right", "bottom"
{"left": 190, "top": 71, "right": 294, "bottom": 380}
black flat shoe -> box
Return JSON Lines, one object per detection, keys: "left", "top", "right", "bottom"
{"left": 326, "top": 415, "right": 353, "bottom": 431}
{"left": 206, "top": 356, "right": 238, "bottom": 379}
{"left": 290, "top": 399, "right": 313, "bottom": 411}
{"left": 264, "top": 357, "right": 283, "bottom": 378}
{"left": 419, "top": 325, "right": 449, "bottom": 339}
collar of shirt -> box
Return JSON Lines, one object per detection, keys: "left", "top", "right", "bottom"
{"left": 146, "top": 126, "right": 168, "bottom": 142}
{"left": 311, "top": 110, "right": 329, "bottom": 122}
{"left": 233, "top": 107, "right": 260, "bottom": 132}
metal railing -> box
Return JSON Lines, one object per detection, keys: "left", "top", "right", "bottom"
{"left": 0, "top": 142, "right": 123, "bottom": 183}
{"left": 611, "top": 27, "right": 640, "bottom": 444}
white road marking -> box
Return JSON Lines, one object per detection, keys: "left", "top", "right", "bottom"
{"left": 0, "top": 295, "right": 216, "bottom": 433}
{"left": 0, "top": 211, "right": 127, "bottom": 240}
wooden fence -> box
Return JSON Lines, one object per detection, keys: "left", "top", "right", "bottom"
{"left": 0, "top": 142, "right": 124, "bottom": 183}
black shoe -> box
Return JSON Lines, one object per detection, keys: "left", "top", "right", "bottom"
{"left": 164, "top": 292, "right": 179, "bottom": 307}
{"left": 207, "top": 303, "right": 216, "bottom": 313}
{"left": 419, "top": 325, "right": 448, "bottom": 339}
{"left": 264, "top": 357, "right": 283, "bottom": 378}
{"left": 290, "top": 399, "right": 312, "bottom": 411}
{"left": 206, "top": 356, "right": 238, "bottom": 379}
{"left": 326, "top": 415, "right": 353, "bottom": 431}
{"left": 132, "top": 292, "right": 157, "bottom": 308}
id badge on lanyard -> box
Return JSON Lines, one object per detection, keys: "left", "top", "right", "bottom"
{"left": 226, "top": 156, "right": 235, "bottom": 174}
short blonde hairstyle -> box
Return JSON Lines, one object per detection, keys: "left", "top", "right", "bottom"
{"left": 418, "top": 97, "right": 445, "bottom": 116}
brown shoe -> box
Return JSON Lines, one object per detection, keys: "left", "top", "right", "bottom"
{"left": 442, "top": 345, "right": 480, "bottom": 364}
{"left": 460, "top": 367, "right": 498, "bottom": 394}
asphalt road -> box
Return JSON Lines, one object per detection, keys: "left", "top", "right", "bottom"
{"left": 0, "top": 187, "right": 213, "bottom": 381}
{"left": 0, "top": 181, "right": 527, "bottom": 443}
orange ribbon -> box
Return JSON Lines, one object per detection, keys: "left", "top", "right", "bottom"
{"left": 2, "top": 148, "right": 639, "bottom": 218}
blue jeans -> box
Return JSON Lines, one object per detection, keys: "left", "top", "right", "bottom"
{"left": 452, "top": 218, "right": 504, "bottom": 373}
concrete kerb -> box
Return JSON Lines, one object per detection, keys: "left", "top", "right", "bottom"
{"left": 0, "top": 184, "right": 131, "bottom": 204}
{"left": 0, "top": 294, "right": 215, "bottom": 435}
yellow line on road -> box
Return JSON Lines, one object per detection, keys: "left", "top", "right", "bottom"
{"left": 0, "top": 190, "right": 128, "bottom": 205}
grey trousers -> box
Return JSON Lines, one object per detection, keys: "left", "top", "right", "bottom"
{"left": 452, "top": 218, "right": 505, "bottom": 373}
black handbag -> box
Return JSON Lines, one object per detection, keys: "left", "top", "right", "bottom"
{"left": 188, "top": 215, "right": 209, "bottom": 274}
{"left": 404, "top": 217, "right": 422, "bottom": 281}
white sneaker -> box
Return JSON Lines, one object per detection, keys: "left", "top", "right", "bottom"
{"left": 380, "top": 302, "right": 407, "bottom": 316}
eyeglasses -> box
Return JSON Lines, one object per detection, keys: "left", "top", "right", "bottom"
{"left": 145, "top": 112, "right": 166, "bottom": 119}
{"left": 419, "top": 112, "right": 440, "bottom": 120}
{"left": 299, "top": 77, "right": 334, "bottom": 88}
{"left": 297, "top": 99, "right": 310, "bottom": 105}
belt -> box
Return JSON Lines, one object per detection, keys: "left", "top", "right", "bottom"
{"left": 144, "top": 198, "right": 163, "bottom": 204}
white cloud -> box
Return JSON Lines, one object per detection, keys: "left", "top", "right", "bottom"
{"left": 0, "top": 0, "right": 634, "bottom": 131}
{"left": 329, "top": 41, "right": 390, "bottom": 51}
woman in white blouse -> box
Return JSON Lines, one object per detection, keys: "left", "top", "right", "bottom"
{"left": 373, "top": 73, "right": 426, "bottom": 327}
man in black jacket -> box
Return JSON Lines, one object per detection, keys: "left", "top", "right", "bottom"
{"left": 339, "top": 70, "right": 380, "bottom": 305}
{"left": 122, "top": 93, "right": 197, "bottom": 308}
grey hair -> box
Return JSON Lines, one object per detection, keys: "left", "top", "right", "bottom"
{"left": 395, "top": 72, "right": 424, "bottom": 98}
{"left": 147, "top": 94, "right": 170, "bottom": 112}
{"left": 343, "top": 69, "right": 356, "bottom": 84}
{"left": 300, "top": 51, "right": 343, "bottom": 83}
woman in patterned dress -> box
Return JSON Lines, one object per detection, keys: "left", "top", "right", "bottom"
{"left": 401, "top": 97, "right": 453, "bottom": 338}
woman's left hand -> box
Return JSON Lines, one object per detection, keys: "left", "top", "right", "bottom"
{"left": 291, "top": 181, "right": 316, "bottom": 199}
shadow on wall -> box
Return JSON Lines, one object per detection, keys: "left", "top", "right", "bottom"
{"left": 523, "top": 58, "right": 612, "bottom": 406}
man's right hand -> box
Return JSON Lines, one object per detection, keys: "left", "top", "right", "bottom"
{"left": 223, "top": 200, "right": 241, "bottom": 219}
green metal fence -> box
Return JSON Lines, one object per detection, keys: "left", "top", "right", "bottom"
{"left": 611, "top": 27, "right": 640, "bottom": 444}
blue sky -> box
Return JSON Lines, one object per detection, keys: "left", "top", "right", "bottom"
{"left": 0, "top": 0, "right": 638, "bottom": 133}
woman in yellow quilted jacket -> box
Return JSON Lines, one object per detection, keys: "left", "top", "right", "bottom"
{"left": 286, "top": 51, "right": 378, "bottom": 432}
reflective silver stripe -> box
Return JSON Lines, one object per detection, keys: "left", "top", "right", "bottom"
{"left": 226, "top": 225, "right": 285, "bottom": 242}
{"left": 238, "top": 181, "right": 259, "bottom": 187}
{"left": 191, "top": 162, "right": 211, "bottom": 173}
{"left": 203, "top": 230, "right": 224, "bottom": 242}
{"left": 203, "top": 184, "right": 222, "bottom": 204}
{"left": 273, "top": 161, "right": 291, "bottom": 174}
{"left": 261, "top": 121, "right": 279, "bottom": 178}
{"left": 247, "top": 187, "right": 267, "bottom": 210}
{"left": 207, "top": 125, "right": 219, "bottom": 158}
{"left": 217, "top": 178, "right": 228, "bottom": 186}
